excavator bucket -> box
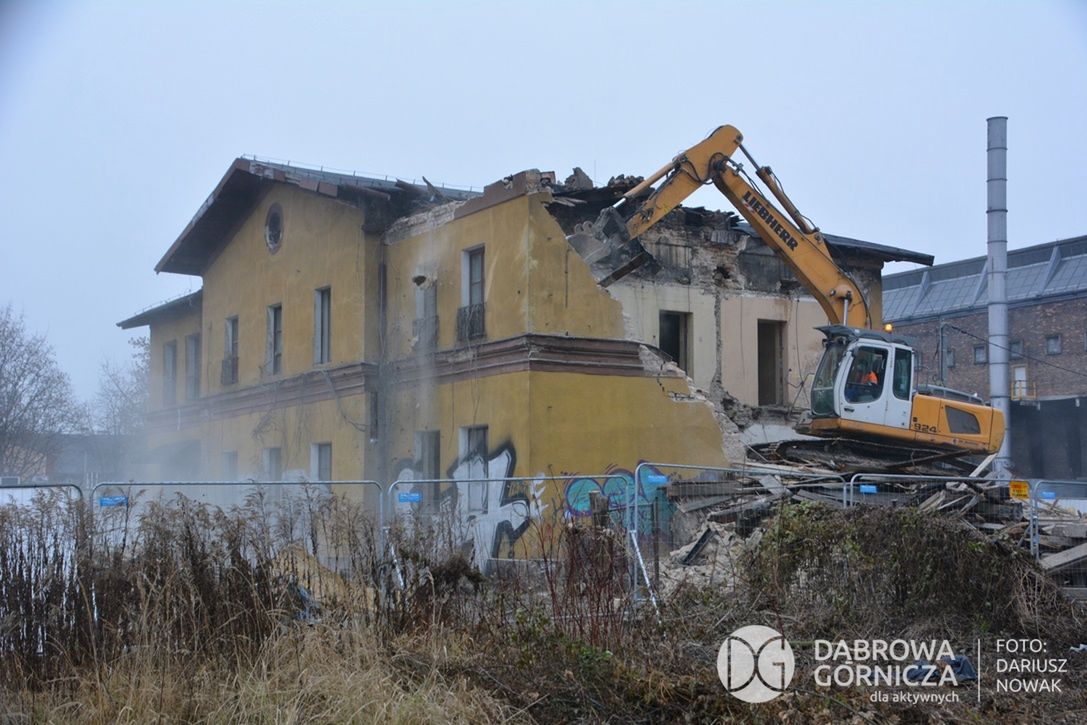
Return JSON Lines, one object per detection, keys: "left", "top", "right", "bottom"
{"left": 565, "top": 206, "right": 657, "bottom": 287}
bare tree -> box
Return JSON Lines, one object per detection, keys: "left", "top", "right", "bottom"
{"left": 95, "top": 337, "right": 150, "bottom": 436}
{"left": 0, "top": 305, "right": 86, "bottom": 478}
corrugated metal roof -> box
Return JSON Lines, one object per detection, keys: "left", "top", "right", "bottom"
{"left": 884, "top": 235, "right": 1087, "bottom": 321}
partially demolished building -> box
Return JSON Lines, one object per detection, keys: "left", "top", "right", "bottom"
{"left": 119, "top": 159, "right": 928, "bottom": 559}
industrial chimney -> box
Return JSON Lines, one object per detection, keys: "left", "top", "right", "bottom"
{"left": 987, "top": 117, "right": 1011, "bottom": 476}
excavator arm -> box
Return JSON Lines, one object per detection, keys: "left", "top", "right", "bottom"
{"left": 612, "top": 125, "right": 873, "bottom": 329}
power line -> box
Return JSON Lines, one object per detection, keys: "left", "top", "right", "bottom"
{"left": 943, "top": 323, "right": 1087, "bottom": 382}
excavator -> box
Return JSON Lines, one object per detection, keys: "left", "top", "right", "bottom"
{"left": 574, "top": 125, "right": 1004, "bottom": 457}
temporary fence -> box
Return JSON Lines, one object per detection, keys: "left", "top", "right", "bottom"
{"left": 90, "top": 479, "right": 384, "bottom": 576}
{"left": 629, "top": 462, "right": 848, "bottom": 603}
{"left": 385, "top": 474, "right": 631, "bottom": 576}
{"left": 1028, "top": 479, "right": 1087, "bottom": 599}
{"left": 0, "top": 481, "right": 84, "bottom": 505}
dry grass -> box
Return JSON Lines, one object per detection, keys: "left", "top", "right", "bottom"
{"left": 1, "top": 490, "right": 1084, "bottom": 723}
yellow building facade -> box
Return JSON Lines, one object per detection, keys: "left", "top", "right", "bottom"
{"left": 122, "top": 160, "right": 925, "bottom": 566}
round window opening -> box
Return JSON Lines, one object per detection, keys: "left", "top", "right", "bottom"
{"left": 265, "top": 204, "right": 284, "bottom": 253}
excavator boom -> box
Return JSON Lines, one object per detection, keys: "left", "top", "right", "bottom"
{"left": 617, "top": 125, "right": 871, "bottom": 329}
{"left": 585, "top": 124, "right": 1005, "bottom": 456}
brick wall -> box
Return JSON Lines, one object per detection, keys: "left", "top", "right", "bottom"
{"left": 891, "top": 296, "right": 1087, "bottom": 400}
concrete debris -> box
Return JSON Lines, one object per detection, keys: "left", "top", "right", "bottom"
{"left": 657, "top": 522, "right": 757, "bottom": 598}
{"left": 564, "top": 167, "right": 594, "bottom": 191}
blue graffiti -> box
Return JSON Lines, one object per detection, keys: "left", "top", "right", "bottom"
{"left": 562, "top": 464, "right": 670, "bottom": 531}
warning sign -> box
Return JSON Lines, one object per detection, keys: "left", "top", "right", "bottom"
{"left": 1009, "top": 480, "right": 1029, "bottom": 500}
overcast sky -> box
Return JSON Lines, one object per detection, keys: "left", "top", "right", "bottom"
{"left": 1, "top": 0, "right": 1085, "bottom": 401}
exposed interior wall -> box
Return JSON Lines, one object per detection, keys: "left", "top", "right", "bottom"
{"left": 720, "top": 294, "right": 826, "bottom": 407}
{"left": 606, "top": 281, "right": 717, "bottom": 391}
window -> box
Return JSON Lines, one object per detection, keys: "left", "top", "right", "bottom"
{"left": 369, "top": 392, "right": 380, "bottom": 442}
{"left": 267, "top": 304, "right": 283, "bottom": 375}
{"left": 1012, "top": 364, "right": 1030, "bottom": 399}
{"left": 973, "top": 344, "right": 987, "bottom": 365}
{"left": 944, "top": 348, "right": 956, "bottom": 369}
{"left": 314, "top": 287, "right": 331, "bottom": 364}
{"left": 459, "top": 425, "right": 489, "bottom": 512}
{"left": 163, "top": 340, "right": 177, "bottom": 406}
{"left": 844, "top": 346, "right": 888, "bottom": 403}
{"left": 311, "top": 443, "right": 332, "bottom": 481}
{"left": 185, "top": 334, "right": 201, "bottom": 399}
{"left": 945, "top": 406, "right": 981, "bottom": 435}
{"left": 222, "top": 316, "right": 239, "bottom": 385}
{"left": 414, "top": 430, "right": 441, "bottom": 480}
{"left": 1046, "top": 334, "right": 1062, "bottom": 355}
{"left": 892, "top": 348, "right": 912, "bottom": 400}
{"left": 755, "top": 319, "right": 783, "bottom": 405}
{"left": 467, "top": 247, "right": 485, "bottom": 306}
{"left": 413, "top": 283, "right": 438, "bottom": 350}
{"left": 457, "top": 247, "right": 486, "bottom": 341}
{"left": 460, "top": 425, "right": 488, "bottom": 463}
{"left": 222, "top": 451, "right": 238, "bottom": 481}
{"left": 262, "top": 447, "right": 282, "bottom": 481}
{"left": 659, "top": 311, "right": 692, "bottom": 374}
{"left": 265, "top": 203, "right": 283, "bottom": 253}
{"left": 1009, "top": 340, "right": 1023, "bottom": 360}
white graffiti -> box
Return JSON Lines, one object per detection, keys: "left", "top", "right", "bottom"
{"left": 395, "top": 447, "right": 547, "bottom": 570}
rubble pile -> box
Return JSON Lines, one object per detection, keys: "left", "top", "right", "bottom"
{"left": 652, "top": 460, "right": 1087, "bottom": 599}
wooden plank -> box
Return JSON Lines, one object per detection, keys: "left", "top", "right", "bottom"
{"left": 707, "top": 496, "right": 773, "bottom": 523}
{"left": 1040, "top": 541, "right": 1087, "bottom": 572}
{"left": 969, "top": 452, "right": 998, "bottom": 478}
{"left": 1051, "top": 524, "right": 1087, "bottom": 539}
{"left": 677, "top": 494, "right": 740, "bottom": 514}
{"left": 793, "top": 489, "right": 847, "bottom": 509}
{"left": 758, "top": 475, "right": 787, "bottom": 497}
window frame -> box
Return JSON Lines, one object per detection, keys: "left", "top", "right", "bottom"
{"left": 314, "top": 287, "right": 331, "bottom": 364}
{"left": 972, "top": 344, "right": 987, "bottom": 365}
{"left": 262, "top": 447, "right": 282, "bottom": 482}
{"left": 185, "top": 333, "right": 201, "bottom": 400}
{"left": 267, "top": 304, "right": 283, "bottom": 375}
{"left": 162, "top": 340, "right": 178, "bottom": 406}
{"left": 1045, "top": 334, "right": 1062, "bottom": 355}
{"left": 311, "top": 442, "right": 332, "bottom": 482}
{"left": 659, "top": 310, "right": 693, "bottom": 374}
{"left": 223, "top": 316, "right": 239, "bottom": 385}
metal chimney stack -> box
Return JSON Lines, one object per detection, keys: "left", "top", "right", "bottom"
{"left": 987, "top": 116, "right": 1011, "bottom": 476}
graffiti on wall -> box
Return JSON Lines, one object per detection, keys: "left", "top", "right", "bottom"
{"left": 393, "top": 443, "right": 547, "bottom": 571}
{"left": 393, "top": 450, "right": 674, "bottom": 570}
{"left": 560, "top": 463, "right": 667, "bottom": 530}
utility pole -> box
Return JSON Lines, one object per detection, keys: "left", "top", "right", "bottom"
{"left": 987, "top": 116, "right": 1012, "bottom": 477}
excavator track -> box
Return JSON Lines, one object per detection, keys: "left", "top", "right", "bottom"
{"left": 749, "top": 437, "right": 978, "bottom": 476}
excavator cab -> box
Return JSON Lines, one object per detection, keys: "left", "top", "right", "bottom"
{"left": 808, "top": 326, "right": 1004, "bottom": 453}
{"left": 810, "top": 326, "right": 913, "bottom": 430}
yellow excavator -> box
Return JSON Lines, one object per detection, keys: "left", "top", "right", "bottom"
{"left": 580, "top": 125, "right": 1004, "bottom": 455}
